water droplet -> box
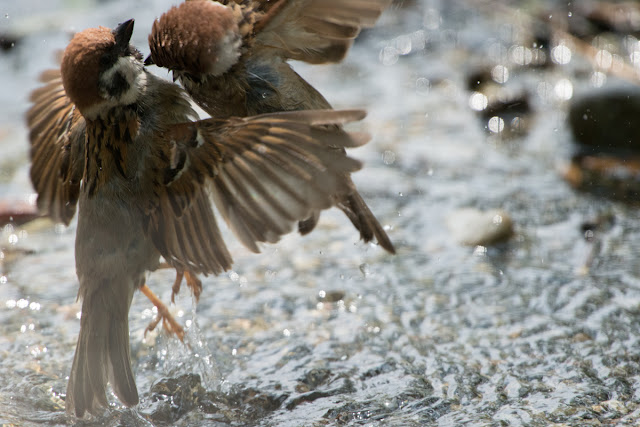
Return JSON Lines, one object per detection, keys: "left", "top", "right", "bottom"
{"left": 359, "top": 263, "right": 369, "bottom": 277}
{"left": 473, "top": 246, "right": 488, "bottom": 256}
{"left": 551, "top": 43, "right": 572, "bottom": 65}
{"left": 379, "top": 46, "right": 399, "bottom": 66}
{"left": 591, "top": 71, "right": 606, "bottom": 88}
{"left": 382, "top": 150, "right": 396, "bottom": 165}
{"left": 554, "top": 78, "right": 573, "bottom": 101}
{"left": 488, "top": 116, "right": 505, "bottom": 133}
{"left": 395, "top": 34, "right": 412, "bottom": 55}
{"left": 423, "top": 8, "right": 441, "bottom": 30}
{"left": 491, "top": 64, "right": 509, "bottom": 84}
{"left": 469, "top": 92, "right": 488, "bottom": 111}
{"left": 584, "top": 230, "right": 594, "bottom": 241}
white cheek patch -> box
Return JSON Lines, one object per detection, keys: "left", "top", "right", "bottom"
{"left": 99, "top": 56, "right": 147, "bottom": 105}
{"left": 210, "top": 30, "right": 242, "bottom": 76}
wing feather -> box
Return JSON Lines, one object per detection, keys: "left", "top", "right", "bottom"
{"left": 26, "top": 68, "right": 86, "bottom": 225}
{"left": 253, "top": 0, "right": 392, "bottom": 64}
{"left": 152, "top": 109, "right": 368, "bottom": 258}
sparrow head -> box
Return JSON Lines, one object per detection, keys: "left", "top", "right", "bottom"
{"left": 147, "top": 1, "right": 242, "bottom": 80}
{"left": 61, "top": 19, "right": 145, "bottom": 120}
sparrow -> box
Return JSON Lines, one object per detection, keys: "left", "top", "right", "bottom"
{"left": 27, "top": 19, "right": 370, "bottom": 417}
{"left": 147, "top": 0, "right": 396, "bottom": 253}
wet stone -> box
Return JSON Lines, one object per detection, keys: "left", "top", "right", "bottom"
{"left": 316, "top": 290, "right": 345, "bottom": 303}
{"left": 199, "top": 386, "right": 289, "bottom": 424}
{"left": 446, "top": 208, "right": 515, "bottom": 246}
{"left": 287, "top": 376, "right": 355, "bottom": 410}
{"left": 466, "top": 67, "right": 534, "bottom": 139}
{"left": 149, "top": 373, "right": 206, "bottom": 424}
{"left": 360, "top": 360, "right": 398, "bottom": 380}
{"left": 295, "top": 367, "right": 332, "bottom": 392}
{"left": 564, "top": 154, "right": 640, "bottom": 202}
{"left": 569, "top": 87, "right": 640, "bottom": 153}
{"left": 0, "top": 33, "right": 20, "bottom": 52}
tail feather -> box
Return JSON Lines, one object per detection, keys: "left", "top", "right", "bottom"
{"left": 108, "top": 313, "right": 138, "bottom": 406}
{"left": 339, "top": 191, "right": 396, "bottom": 254}
{"left": 66, "top": 286, "right": 138, "bottom": 417}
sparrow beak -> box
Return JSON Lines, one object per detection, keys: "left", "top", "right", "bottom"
{"left": 114, "top": 19, "right": 135, "bottom": 53}
{"left": 144, "top": 54, "right": 154, "bottom": 66}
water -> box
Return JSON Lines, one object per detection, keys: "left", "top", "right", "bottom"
{"left": 2, "top": 0, "right": 640, "bottom": 425}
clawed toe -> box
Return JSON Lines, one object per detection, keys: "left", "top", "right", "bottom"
{"left": 171, "top": 269, "right": 202, "bottom": 303}
{"left": 141, "top": 284, "right": 185, "bottom": 341}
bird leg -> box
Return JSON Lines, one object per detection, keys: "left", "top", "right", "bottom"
{"left": 140, "top": 283, "right": 185, "bottom": 341}
{"left": 140, "top": 265, "right": 203, "bottom": 340}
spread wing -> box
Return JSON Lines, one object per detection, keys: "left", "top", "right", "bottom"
{"left": 251, "top": 0, "right": 392, "bottom": 64}
{"left": 146, "top": 109, "right": 369, "bottom": 272}
{"left": 26, "top": 68, "right": 86, "bottom": 225}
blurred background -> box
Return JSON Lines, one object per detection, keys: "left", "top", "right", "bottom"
{"left": 2, "top": 0, "right": 640, "bottom": 425}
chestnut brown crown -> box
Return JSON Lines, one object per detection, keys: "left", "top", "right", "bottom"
{"left": 148, "top": 1, "right": 242, "bottom": 77}
{"left": 61, "top": 19, "right": 144, "bottom": 119}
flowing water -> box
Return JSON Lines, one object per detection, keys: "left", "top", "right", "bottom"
{"left": 2, "top": 0, "right": 640, "bottom": 425}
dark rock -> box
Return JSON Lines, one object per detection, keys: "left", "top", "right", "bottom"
{"left": 569, "top": 88, "right": 640, "bottom": 154}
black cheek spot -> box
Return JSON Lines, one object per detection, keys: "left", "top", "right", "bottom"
{"left": 105, "top": 72, "right": 130, "bottom": 99}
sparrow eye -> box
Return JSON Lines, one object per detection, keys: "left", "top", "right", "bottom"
{"left": 99, "top": 52, "right": 117, "bottom": 70}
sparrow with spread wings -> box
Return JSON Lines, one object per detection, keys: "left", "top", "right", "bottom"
{"left": 147, "top": 0, "right": 395, "bottom": 253}
{"left": 27, "top": 19, "right": 373, "bottom": 417}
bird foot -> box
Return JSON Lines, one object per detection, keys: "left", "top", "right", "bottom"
{"left": 140, "top": 284, "right": 185, "bottom": 341}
